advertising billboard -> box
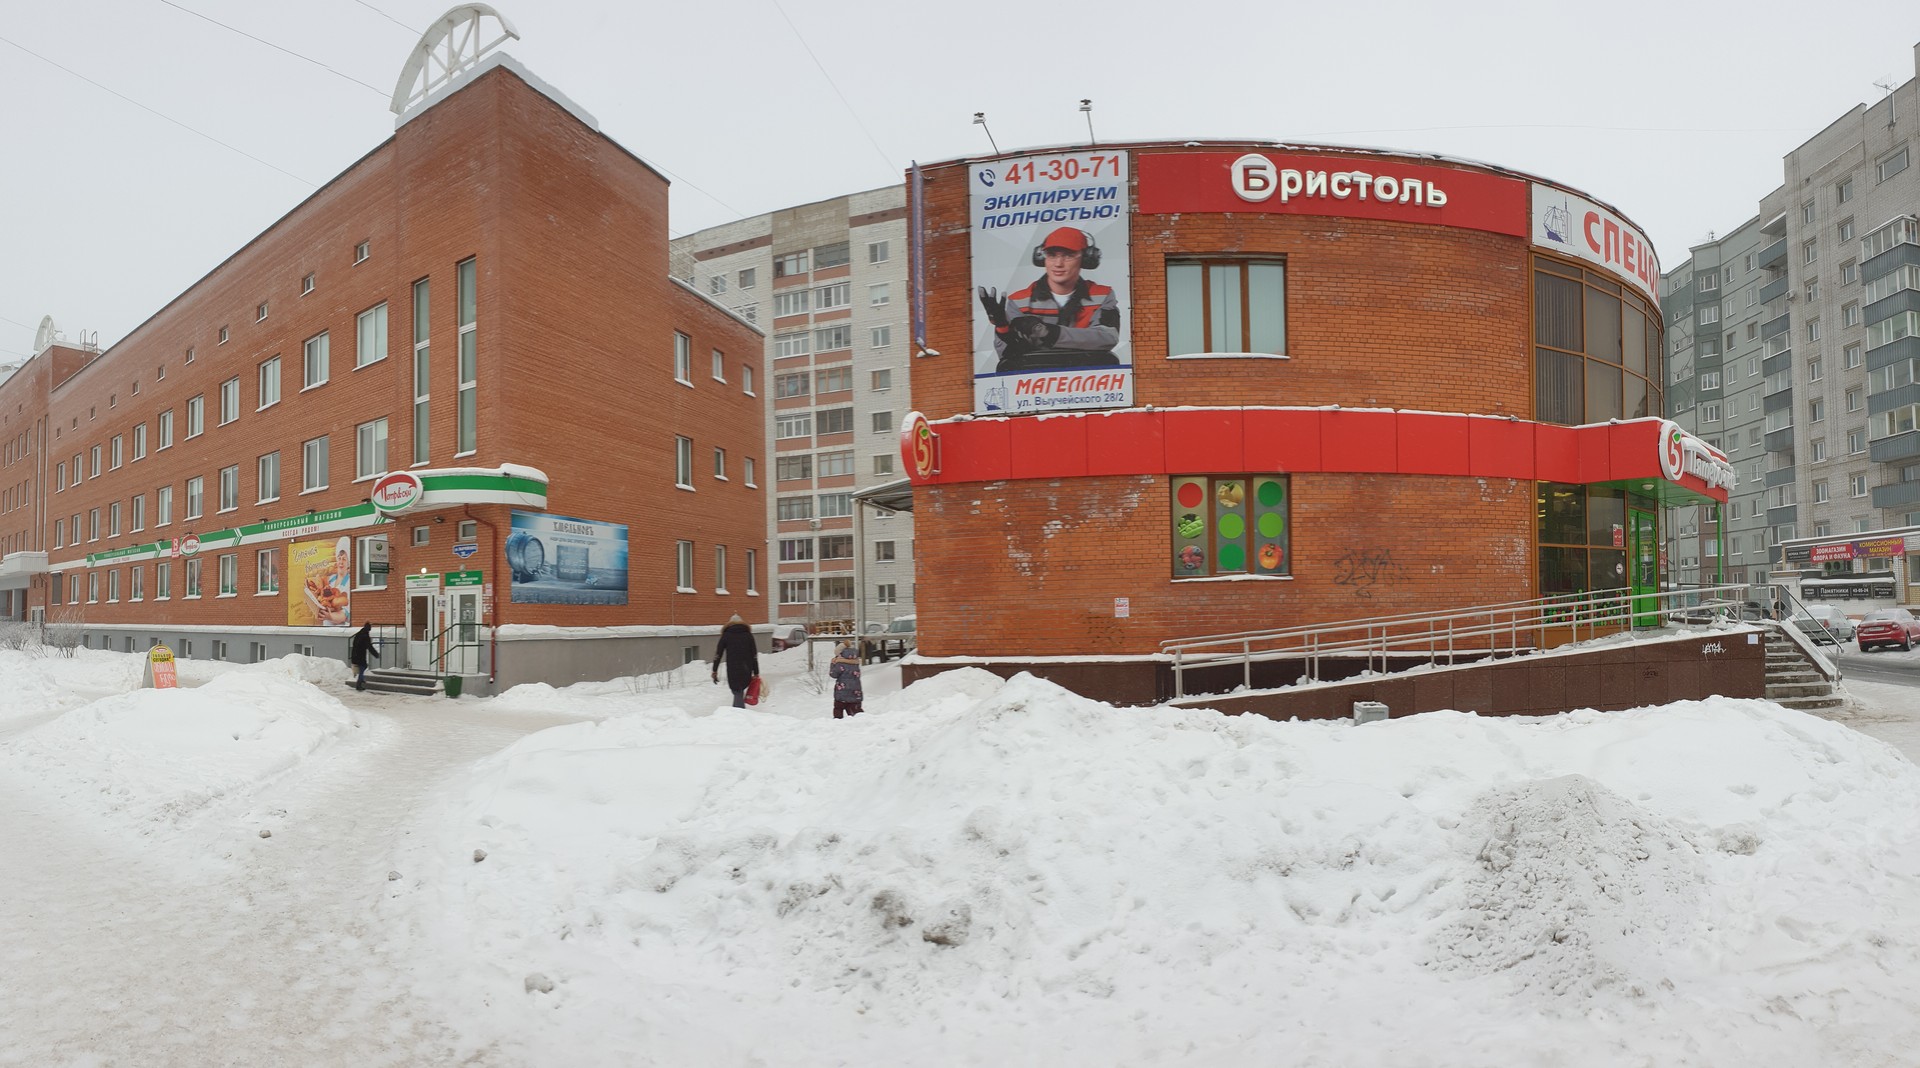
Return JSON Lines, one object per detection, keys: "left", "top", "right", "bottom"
{"left": 970, "top": 150, "right": 1132, "bottom": 415}
{"left": 1530, "top": 182, "right": 1660, "bottom": 303}
{"left": 289, "top": 536, "right": 352, "bottom": 627}
{"left": 507, "top": 511, "right": 629, "bottom": 605}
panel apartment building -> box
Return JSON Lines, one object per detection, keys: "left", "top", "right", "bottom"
{"left": 1666, "top": 41, "right": 1920, "bottom": 606}
{"left": 670, "top": 191, "right": 918, "bottom": 632}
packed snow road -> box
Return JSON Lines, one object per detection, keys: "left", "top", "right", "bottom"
{"left": 0, "top": 680, "right": 583, "bottom": 1067}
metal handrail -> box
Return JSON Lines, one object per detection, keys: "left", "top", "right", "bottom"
{"left": 1164, "top": 582, "right": 1787, "bottom": 699}
{"left": 424, "top": 618, "right": 482, "bottom": 674}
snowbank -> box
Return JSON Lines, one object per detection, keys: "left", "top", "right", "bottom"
{"left": 1, "top": 659, "right": 360, "bottom": 832}
{"left": 399, "top": 671, "right": 1920, "bottom": 1066}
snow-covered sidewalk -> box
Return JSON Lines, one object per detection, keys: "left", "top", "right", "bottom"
{"left": 2, "top": 645, "right": 1918, "bottom": 1066}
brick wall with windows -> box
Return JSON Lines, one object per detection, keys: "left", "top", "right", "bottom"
{"left": 907, "top": 142, "right": 1649, "bottom": 663}
{"left": 12, "top": 64, "right": 765, "bottom": 632}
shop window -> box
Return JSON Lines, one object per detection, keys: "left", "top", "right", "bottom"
{"left": 1534, "top": 259, "right": 1659, "bottom": 426}
{"left": 1170, "top": 475, "right": 1289, "bottom": 579}
{"left": 1166, "top": 260, "right": 1286, "bottom": 357}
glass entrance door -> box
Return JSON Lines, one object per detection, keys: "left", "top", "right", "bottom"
{"left": 406, "top": 593, "right": 434, "bottom": 669}
{"left": 448, "top": 588, "right": 481, "bottom": 674}
{"left": 1629, "top": 508, "right": 1659, "bottom": 626}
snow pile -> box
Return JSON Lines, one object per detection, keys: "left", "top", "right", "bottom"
{"left": 397, "top": 672, "right": 1920, "bottom": 1066}
{"left": 1, "top": 664, "right": 360, "bottom": 830}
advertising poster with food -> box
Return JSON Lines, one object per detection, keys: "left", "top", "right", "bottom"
{"left": 507, "top": 511, "right": 629, "bottom": 606}
{"left": 970, "top": 150, "right": 1132, "bottom": 415}
{"left": 288, "top": 536, "right": 352, "bottom": 627}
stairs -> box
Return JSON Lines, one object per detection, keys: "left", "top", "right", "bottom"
{"left": 359, "top": 667, "right": 444, "bottom": 697}
{"left": 1764, "top": 626, "right": 1845, "bottom": 711}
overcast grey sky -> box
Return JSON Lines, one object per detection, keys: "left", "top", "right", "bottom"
{"left": 4, "top": 0, "right": 1918, "bottom": 359}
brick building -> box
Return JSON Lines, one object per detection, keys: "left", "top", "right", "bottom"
{"left": 899, "top": 142, "right": 1731, "bottom": 702}
{"left": 0, "top": 55, "right": 767, "bottom": 692}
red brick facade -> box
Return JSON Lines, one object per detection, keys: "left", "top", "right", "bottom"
{"left": 0, "top": 65, "right": 765, "bottom": 641}
{"left": 907, "top": 143, "right": 1660, "bottom": 662}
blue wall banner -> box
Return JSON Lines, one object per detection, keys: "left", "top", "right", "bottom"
{"left": 506, "top": 511, "right": 629, "bottom": 605}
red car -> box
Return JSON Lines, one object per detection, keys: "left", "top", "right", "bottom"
{"left": 1856, "top": 608, "right": 1920, "bottom": 652}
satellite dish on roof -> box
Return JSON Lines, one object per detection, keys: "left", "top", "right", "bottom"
{"left": 32, "top": 315, "right": 57, "bottom": 353}
{"left": 390, "top": 4, "right": 521, "bottom": 117}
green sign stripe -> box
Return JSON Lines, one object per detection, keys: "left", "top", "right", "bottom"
{"left": 78, "top": 472, "right": 543, "bottom": 567}
{"left": 422, "top": 474, "right": 546, "bottom": 494}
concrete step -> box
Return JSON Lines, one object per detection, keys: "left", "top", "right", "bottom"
{"left": 360, "top": 668, "right": 443, "bottom": 697}
{"left": 1765, "top": 672, "right": 1825, "bottom": 685}
{"left": 1773, "top": 694, "right": 1848, "bottom": 711}
{"left": 1767, "top": 682, "right": 1839, "bottom": 699}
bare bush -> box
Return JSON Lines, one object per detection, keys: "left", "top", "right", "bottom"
{"left": 39, "top": 605, "right": 84, "bottom": 658}
{"left": 0, "top": 621, "right": 37, "bottom": 651}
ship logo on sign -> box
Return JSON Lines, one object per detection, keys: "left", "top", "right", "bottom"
{"left": 451, "top": 543, "right": 479, "bottom": 559}
{"left": 370, "top": 471, "right": 424, "bottom": 514}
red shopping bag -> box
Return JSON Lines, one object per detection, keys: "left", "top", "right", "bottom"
{"left": 744, "top": 676, "right": 763, "bottom": 706}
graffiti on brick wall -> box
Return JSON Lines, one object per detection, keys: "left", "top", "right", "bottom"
{"left": 1333, "top": 547, "right": 1402, "bottom": 598}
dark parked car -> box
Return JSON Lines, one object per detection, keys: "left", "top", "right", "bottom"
{"left": 1856, "top": 608, "right": 1920, "bottom": 652}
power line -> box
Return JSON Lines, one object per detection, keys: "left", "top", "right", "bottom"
{"left": 157, "top": 0, "right": 386, "bottom": 96}
{"left": 1308, "top": 122, "right": 1811, "bottom": 137}
{"left": 767, "top": 0, "right": 896, "bottom": 179}
{"left": 349, "top": 0, "right": 422, "bottom": 35}
{"left": 0, "top": 32, "right": 317, "bottom": 187}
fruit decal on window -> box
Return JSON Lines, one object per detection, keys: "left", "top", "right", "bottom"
{"left": 1215, "top": 480, "right": 1244, "bottom": 507}
{"left": 1176, "top": 513, "right": 1204, "bottom": 540}
{"left": 1178, "top": 544, "right": 1205, "bottom": 571}
{"left": 1259, "top": 542, "right": 1283, "bottom": 570}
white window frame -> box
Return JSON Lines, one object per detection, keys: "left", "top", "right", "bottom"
{"left": 303, "top": 436, "right": 329, "bottom": 492}
{"left": 258, "top": 356, "right": 281, "bottom": 409}
{"left": 356, "top": 418, "right": 389, "bottom": 480}
{"left": 304, "top": 332, "right": 330, "bottom": 389}
{"left": 258, "top": 451, "right": 280, "bottom": 503}
{"left": 674, "top": 332, "right": 693, "bottom": 385}
{"left": 676, "top": 540, "right": 695, "bottom": 592}
{"left": 356, "top": 302, "right": 389, "bottom": 368}
{"left": 676, "top": 436, "right": 694, "bottom": 489}
{"left": 220, "top": 376, "right": 240, "bottom": 425}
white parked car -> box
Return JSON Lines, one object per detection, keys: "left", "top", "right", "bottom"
{"left": 1788, "top": 605, "right": 1854, "bottom": 645}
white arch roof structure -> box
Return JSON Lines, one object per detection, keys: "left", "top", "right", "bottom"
{"left": 390, "top": 4, "right": 521, "bottom": 118}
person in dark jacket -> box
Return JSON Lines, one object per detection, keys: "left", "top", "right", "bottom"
{"left": 711, "top": 614, "right": 760, "bottom": 708}
{"left": 829, "top": 641, "right": 864, "bottom": 719}
{"left": 349, "top": 622, "right": 378, "bottom": 691}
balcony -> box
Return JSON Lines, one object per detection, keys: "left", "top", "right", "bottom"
{"left": 1765, "top": 427, "right": 1797, "bottom": 452}
{"left": 1756, "top": 238, "right": 1788, "bottom": 270}
{"left": 1869, "top": 429, "right": 1920, "bottom": 464}
{"left": 1766, "top": 505, "right": 1799, "bottom": 526}
{"left": 1871, "top": 479, "right": 1920, "bottom": 510}
{"left": 1757, "top": 273, "right": 1790, "bottom": 304}
{"left": 1764, "top": 466, "right": 1798, "bottom": 487}
{"left": 1760, "top": 312, "right": 1791, "bottom": 339}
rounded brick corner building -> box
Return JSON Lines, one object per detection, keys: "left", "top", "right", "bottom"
{"left": 900, "top": 141, "right": 1734, "bottom": 703}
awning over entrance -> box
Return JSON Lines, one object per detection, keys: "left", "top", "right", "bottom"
{"left": 898, "top": 409, "right": 1732, "bottom": 505}
{"left": 852, "top": 477, "right": 914, "bottom": 513}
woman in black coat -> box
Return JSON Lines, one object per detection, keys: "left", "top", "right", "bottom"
{"left": 710, "top": 614, "right": 760, "bottom": 707}
{"left": 349, "top": 622, "right": 378, "bottom": 691}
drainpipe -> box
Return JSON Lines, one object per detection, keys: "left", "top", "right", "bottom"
{"left": 463, "top": 505, "right": 498, "bottom": 683}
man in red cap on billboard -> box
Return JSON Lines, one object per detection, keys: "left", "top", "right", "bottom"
{"left": 978, "top": 225, "right": 1123, "bottom": 372}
